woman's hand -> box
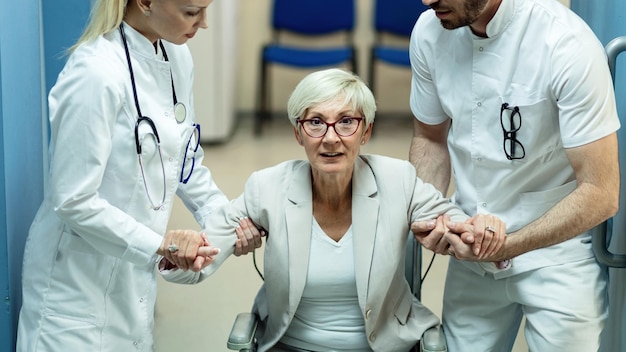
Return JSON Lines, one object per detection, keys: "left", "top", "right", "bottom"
{"left": 411, "top": 215, "right": 446, "bottom": 254}
{"left": 158, "top": 229, "right": 206, "bottom": 271}
{"left": 450, "top": 214, "right": 506, "bottom": 259}
{"left": 411, "top": 215, "right": 476, "bottom": 255}
{"left": 234, "top": 217, "right": 266, "bottom": 256}
{"left": 194, "top": 238, "right": 221, "bottom": 272}
{"left": 445, "top": 214, "right": 508, "bottom": 263}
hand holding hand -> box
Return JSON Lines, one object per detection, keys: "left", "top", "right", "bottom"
{"left": 158, "top": 229, "right": 206, "bottom": 271}
{"left": 193, "top": 237, "right": 221, "bottom": 272}
{"left": 444, "top": 215, "right": 508, "bottom": 264}
{"left": 460, "top": 214, "right": 506, "bottom": 259}
{"left": 442, "top": 231, "right": 476, "bottom": 259}
{"left": 411, "top": 215, "right": 451, "bottom": 255}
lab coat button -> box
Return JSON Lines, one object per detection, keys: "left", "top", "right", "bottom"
{"left": 369, "top": 332, "right": 376, "bottom": 342}
{"left": 169, "top": 157, "right": 174, "bottom": 162}
{"left": 365, "top": 309, "right": 372, "bottom": 319}
{"left": 478, "top": 47, "right": 484, "bottom": 51}
{"left": 477, "top": 102, "right": 482, "bottom": 107}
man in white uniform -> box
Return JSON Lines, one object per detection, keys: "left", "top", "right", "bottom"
{"left": 409, "top": 0, "right": 620, "bottom": 351}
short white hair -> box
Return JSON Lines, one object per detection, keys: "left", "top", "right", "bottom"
{"left": 287, "top": 68, "right": 376, "bottom": 126}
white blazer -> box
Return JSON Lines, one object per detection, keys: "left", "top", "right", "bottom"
{"left": 165, "top": 154, "right": 469, "bottom": 351}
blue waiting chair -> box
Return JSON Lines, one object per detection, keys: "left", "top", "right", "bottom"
{"left": 255, "top": 0, "right": 358, "bottom": 135}
{"left": 368, "top": 0, "right": 429, "bottom": 96}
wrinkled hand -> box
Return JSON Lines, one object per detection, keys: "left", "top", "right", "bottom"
{"left": 411, "top": 215, "right": 449, "bottom": 254}
{"left": 194, "top": 238, "right": 221, "bottom": 272}
{"left": 411, "top": 215, "right": 475, "bottom": 255}
{"left": 158, "top": 229, "right": 206, "bottom": 271}
{"left": 446, "top": 214, "right": 506, "bottom": 259}
{"left": 234, "top": 217, "right": 266, "bottom": 256}
{"left": 442, "top": 232, "right": 476, "bottom": 259}
{"left": 160, "top": 240, "right": 220, "bottom": 272}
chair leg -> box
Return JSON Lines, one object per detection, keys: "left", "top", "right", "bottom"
{"left": 368, "top": 48, "right": 378, "bottom": 138}
{"left": 255, "top": 56, "right": 269, "bottom": 136}
{"left": 351, "top": 47, "right": 358, "bottom": 76}
{"left": 368, "top": 48, "right": 376, "bottom": 97}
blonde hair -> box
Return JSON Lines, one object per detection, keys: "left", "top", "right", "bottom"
{"left": 69, "top": 0, "right": 127, "bottom": 52}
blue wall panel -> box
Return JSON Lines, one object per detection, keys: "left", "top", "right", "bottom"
{"left": 570, "top": 1, "right": 626, "bottom": 351}
{"left": 42, "top": 0, "right": 91, "bottom": 94}
{"left": 0, "top": 0, "right": 44, "bottom": 350}
{"left": 0, "top": 0, "right": 90, "bottom": 349}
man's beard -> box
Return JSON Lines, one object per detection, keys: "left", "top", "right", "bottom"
{"left": 437, "top": 0, "right": 489, "bottom": 30}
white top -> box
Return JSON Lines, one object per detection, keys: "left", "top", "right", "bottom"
{"left": 17, "top": 23, "right": 227, "bottom": 351}
{"left": 410, "top": 0, "right": 620, "bottom": 277}
{"left": 280, "top": 219, "right": 371, "bottom": 351}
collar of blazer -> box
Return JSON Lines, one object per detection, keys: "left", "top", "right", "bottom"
{"left": 286, "top": 156, "right": 379, "bottom": 203}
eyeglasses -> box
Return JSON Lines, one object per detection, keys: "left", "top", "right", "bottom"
{"left": 500, "top": 103, "right": 525, "bottom": 160}
{"left": 135, "top": 117, "right": 201, "bottom": 210}
{"left": 297, "top": 117, "right": 363, "bottom": 138}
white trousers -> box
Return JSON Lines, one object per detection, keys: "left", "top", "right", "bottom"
{"left": 442, "top": 257, "right": 608, "bottom": 352}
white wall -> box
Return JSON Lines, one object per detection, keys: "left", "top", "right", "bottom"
{"left": 187, "top": 1, "right": 238, "bottom": 142}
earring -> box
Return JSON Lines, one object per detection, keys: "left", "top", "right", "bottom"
{"left": 361, "top": 140, "right": 365, "bottom": 145}
{"left": 145, "top": 9, "right": 151, "bottom": 16}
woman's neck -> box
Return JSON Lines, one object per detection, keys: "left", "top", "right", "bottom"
{"left": 312, "top": 173, "right": 352, "bottom": 210}
{"left": 123, "top": 4, "right": 159, "bottom": 45}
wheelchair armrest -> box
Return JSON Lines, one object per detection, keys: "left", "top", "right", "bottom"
{"left": 227, "top": 312, "right": 258, "bottom": 351}
{"left": 420, "top": 325, "right": 447, "bottom": 352}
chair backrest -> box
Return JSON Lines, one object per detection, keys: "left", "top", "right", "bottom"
{"left": 374, "top": 0, "right": 429, "bottom": 37}
{"left": 272, "top": 0, "right": 355, "bottom": 35}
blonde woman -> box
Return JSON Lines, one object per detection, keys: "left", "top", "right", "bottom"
{"left": 16, "top": 0, "right": 260, "bottom": 350}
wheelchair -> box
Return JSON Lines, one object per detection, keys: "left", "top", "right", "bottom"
{"left": 226, "top": 234, "right": 447, "bottom": 352}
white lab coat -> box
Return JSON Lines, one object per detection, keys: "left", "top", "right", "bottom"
{"left": 16, "top": 23, "right": 227, "bottom": 351}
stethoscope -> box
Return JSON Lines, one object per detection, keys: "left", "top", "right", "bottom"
{"left": 119, "top": 23, "right": 198, "bottom": 210}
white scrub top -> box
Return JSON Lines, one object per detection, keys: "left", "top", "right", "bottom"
{"left": 409, "top": 0, "right": 620, "bottom": 277}
{"left": 17, "top": 23, "right": 227, "bottom": 351}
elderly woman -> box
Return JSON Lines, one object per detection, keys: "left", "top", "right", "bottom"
{"left": 163, "top": 68, "right": 504, "bottom": 351}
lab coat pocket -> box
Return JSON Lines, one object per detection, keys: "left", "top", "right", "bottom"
{"left": 46, "top": 230, "right": 114, "bottom": 323}
{"left": 38, "top": 314, "right": 100, "bottom": 348}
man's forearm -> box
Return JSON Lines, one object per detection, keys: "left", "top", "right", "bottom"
{"left": 410, "top": 135, "right": 452, "bottom": 195}
{"left": 502, "top": 183, "right": 618, "bottom": 260}
{"left": 503, "top": 133, "right": 620, "bottom": 260}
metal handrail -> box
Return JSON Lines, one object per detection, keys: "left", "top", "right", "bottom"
{"left": 606, "top": 36, "right": 626, "bottom": 82}
{"left": 592, "top": 37, "right": 626, "bottom": 268}
{"left": 592, "top": 219, "right": 626, "bottom": 268}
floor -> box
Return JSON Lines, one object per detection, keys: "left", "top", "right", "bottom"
{"left": 153, "top": 115, "right": 528, "bottom": 351}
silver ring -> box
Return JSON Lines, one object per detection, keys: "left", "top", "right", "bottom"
{"left": 485, "top": 225, "right": 496, "bottom": 233}
{"left": 168, "top": 244, "right": 179, "bottom": 253}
